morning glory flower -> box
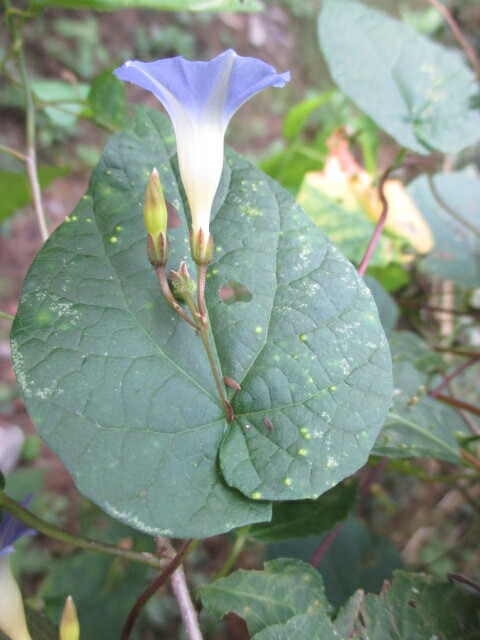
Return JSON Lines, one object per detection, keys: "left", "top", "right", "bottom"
{"left": 114, "top": 50, "right": 290, "bottom": 257}
{"left": 0, "top": 497, "right": 35, "bottom": 640}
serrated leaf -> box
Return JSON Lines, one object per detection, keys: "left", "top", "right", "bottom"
{"left": 319, "top": 0, "right": 480, "bottom": 154}
{"left": 200, "top": 559, "right": 331, "bottom": 636}
{"left": 12, "top": 108, "right": 391, "bottom": 537}
{"left": 356, "top": 571, "right": 480, "bottom": 640}
{"left": 247, "top": 482, "right": 357, "bottom": 542}
{"left": 0, "top": 167, "right": 70, "bottom": 222}
{"left": 408, "top": 171, "right": 480, "bottom": 289}
{"left": 31, "top": 0, "right": 261, "bottom": 10}
{"left": 87, "top": 70, "right": 128, "bottom": 130}
{"left": 267, "top": 517, "right": 403, "bottom": 610}
{"left": 253, "top": 611, "right": 341, "bottom": 640}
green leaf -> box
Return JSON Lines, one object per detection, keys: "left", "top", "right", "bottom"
{"left": 408, "top": 171, "right": 480, "bottom": 289}
{"left": 87, "top": 70, "right": 128, "bottom": 130}
{"left": 12, "top": 108, "right": 391, "bottom": 537}
{"left": 200, "top": 559, "right": 331, "bottom": 636}
{"left": 252, "top": 611, "right": 340, "bottom": 640}
{"left": 39, "top": 552, "right": 148, "bottom": 640}
{"left": 283, "top": 91, "right": 337, "bottom": 142}
{"left": 373, "top": 332, "right": 468, "bottom": 463}
{"left": 387, "top": 330, "right": 445, "bottom": 373}
{"left": 0, "top": 167, "right": 70, "bottom": 223}
{"left": 247, "top": 482, "right": 357, "bottom": 542}
{"left": 267, "top": 517, "right": 403, "bottom": 610}
{"left": 31, "top": 0, "right": 261, "bottom": 10}
{"left": 318, "top": 0, "right": 480, "bottom": 154}
{"left": 350, "top": 571, "right": 480, "bottom": 640}
{"left": 11, "top": 110, "right": 270, "bottom": 538}
{"left": 32, "top": 80, "right": 89, "bottom": 129}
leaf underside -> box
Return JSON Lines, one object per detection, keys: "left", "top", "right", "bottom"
{"left": 12, "top": 109, "right": 392, "bottom": 537}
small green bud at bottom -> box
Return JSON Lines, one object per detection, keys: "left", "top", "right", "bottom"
{"left": 170, "top": 261, "right": 196, "bottom": 300}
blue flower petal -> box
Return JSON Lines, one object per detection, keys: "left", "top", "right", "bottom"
{"left": 0, "top": 496, "right": 36, "bottom": 557}
{"left": 114, "top": 49, "right": 290, "bottom": 126}
{"left": 114, "top": 50, "right": 289, "bottom": 239}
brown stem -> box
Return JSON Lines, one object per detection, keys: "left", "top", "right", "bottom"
{"left": 398, "top": 300, "right": 480, "bottom": 320}
{"left": 434, "top": 347, "right": 480, "bottom": 359}
{"left": 435, "top": 393, "right": 480, "bottom": 417}
{"left": 460, "top": 449, "right": 480, "bottom": 472}
{"left": 155, "top": 266, "right": 198, "bottom": 330}
{"left": 120, "top": 539, "right": 194, "bottom": 640}
{"left": 170, "top": 562, "right": 203, "bottom": 640}
{"left": 427, "top": 0, "right": 480, "bottom": 80}
{"left": 429, "top": 357, "right": 479, "bottom": 398}
{"left": 0, "top": 492, "right": 163, "bottom": 570}
{"left": 310, "top": 522, "right": 343, "bottom": 567}
{"left": 357, "top": 151, "right": 405, "bottom": 276}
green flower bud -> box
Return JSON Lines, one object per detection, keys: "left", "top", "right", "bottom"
{"left": 144, "top": 168, "right": 169, "bottom": 267}
{"left": 144, "top": 168, "right": 167, "bottom": 238}
{"left": 59, "top": 596, "right": 79, "bottom": 640}
{"left": 170, "top": 261, "right": 196, "bottom": 300}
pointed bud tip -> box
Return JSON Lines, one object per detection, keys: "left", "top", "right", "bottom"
{"left": 60, "top": 595, "right": 80, "bottom": 640}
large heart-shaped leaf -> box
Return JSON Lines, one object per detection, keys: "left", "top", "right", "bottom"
{"left": 12, "top": 109, "right": 391, "bottom": 537}
{"left": 319, "top": 0, "right": 480, "bottom": 154}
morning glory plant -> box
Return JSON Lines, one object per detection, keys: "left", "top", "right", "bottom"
{"left": 0, "top": 497, "right": 35, "bottom": 640}
{"left": 114, "top": 50, "right": 290, "bottom": 420}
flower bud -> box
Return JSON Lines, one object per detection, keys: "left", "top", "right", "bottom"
{"left": 170, "top": 262, "right": 196, "bottom": 300}
{"left": 144, "top": 168, "right": 169, "bottom": 267}
{"left": 59, "top": 596, "right": 79, "bottom": 640}
{"left": 60, "top": 596, "right": 80, "bottom": 640}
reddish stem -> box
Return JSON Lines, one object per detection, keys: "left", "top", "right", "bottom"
{"left": 310, "top": 457, "right": 388, "bottom": 567}
{"left": 429, "top": 357, "right": 478, "bottom": 398}
{"left": 435, "top": 394, "right": 480, "bottom": 418}
{"left": 357, "top": 166, "right": 395, "bottom": 277}
{"left": 427, "top": 0, "right": 480, "bottom": 80}
{"left": 120, "top": 539, "right": 194, "bottom": 640}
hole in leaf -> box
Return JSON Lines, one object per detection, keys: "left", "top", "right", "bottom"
{"left": 167, "top": 202, "right": 181, "bottom": 228}
{"left": 219, "top": 280, "right": 253, "bottom": 305}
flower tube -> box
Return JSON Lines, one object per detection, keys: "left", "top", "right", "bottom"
{"left": 0, "top": 497, "right": 35, "bottom": 640}
{"left": 114, "top": 50, "right": 290, "bottom": 258}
